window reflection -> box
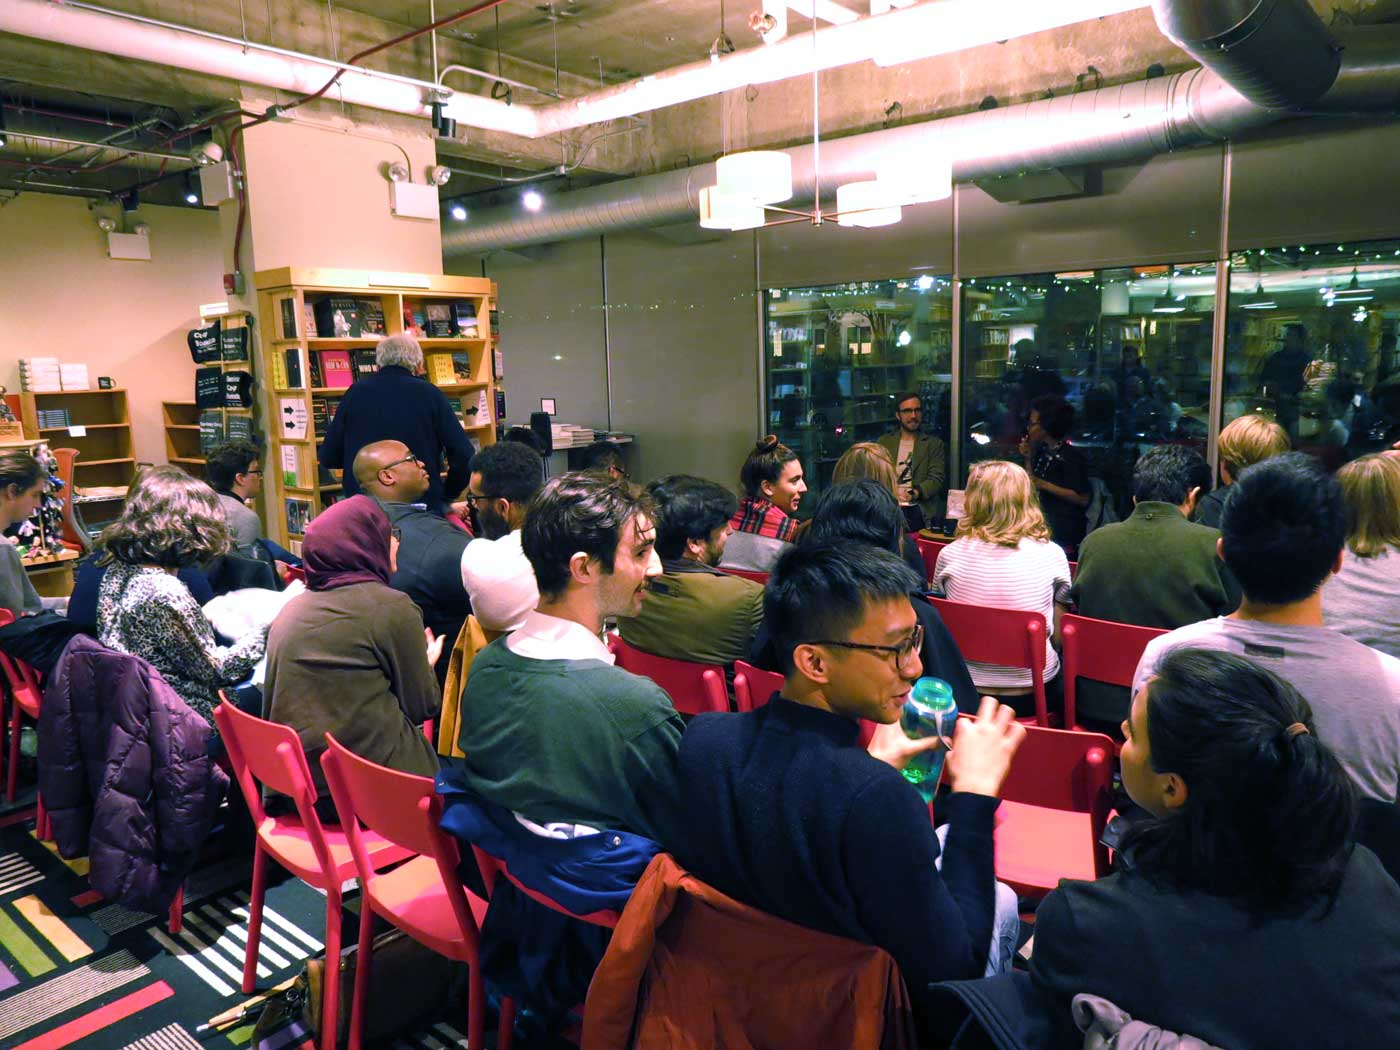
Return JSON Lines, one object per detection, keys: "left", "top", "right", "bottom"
{"left": 764, "top": 277, "right": 954, "bottom": 513}
{"left": 960, "top": 265, "right": 1216, "bottom": 551}
{"left": 1224, "top": 240, "right": 1400, "bottom": 470}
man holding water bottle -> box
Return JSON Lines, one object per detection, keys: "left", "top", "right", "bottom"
{"left": 669, "top": 540, "right": 1025, "bottom": 1033}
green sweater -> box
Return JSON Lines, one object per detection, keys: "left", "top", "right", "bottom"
{"left": 618, "top": 561, "right": 764, "bottom": 666}
{"left": 458, "top": 640, "right": 686, "bottom": 844}
{"left": 1069, "top": 502, "right": 1240, "bottom": 725}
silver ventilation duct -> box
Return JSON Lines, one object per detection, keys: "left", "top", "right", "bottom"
{"left": 443, "top": 5, "right": 1399, "bottom": 258}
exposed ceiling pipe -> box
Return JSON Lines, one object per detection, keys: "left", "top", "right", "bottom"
{"left": 0, "top": 131, "right": 196, "bottom": 169}
{"left": 440, "top": 20, "right": 1400, "bottom": 256}
{"left": 2, "top": 0, "right": 1152, "bottom": 140}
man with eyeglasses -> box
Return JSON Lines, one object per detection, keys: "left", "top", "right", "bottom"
{"left": 878, "top": 393, "right": 946, "bottom": 531}
{"left": 354, "top": 440, "right": 471, "bottom": 683}
{"left": 669, "top": 540, "right": 1025, "bottom": 1036}
{"left": 206, "top": 439, "right": 300, "bottom": 579}
{"left": 459, "top": 441, "right": 545, "bottom": 633}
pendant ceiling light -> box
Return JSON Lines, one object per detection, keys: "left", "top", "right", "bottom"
{"left": 876, "top": 151, "right": 953, "bottom": 205}
{"left": 698, "top": 185, "right": 766, "bottom": 230}
{"left": 715, "top": 150, "right": 794, "bottom": 205}
{"left": 835, "top": 180, "right": 902, "bottom": 228}
{"left": 1151, "top": 273, "right": 1185, "bottom": 313}
{"left": 1241, "top": 278, "right": 1277, "bottom": 310}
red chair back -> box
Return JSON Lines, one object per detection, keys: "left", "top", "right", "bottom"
{"left": 1060, "top": 613, "right": 1166, "bottom": 731}
{"left": 0, "top": 609, "right": 42, "bottom": 718}
{"left": 723, "top": 568, "right": 769, "bottom": 586}
{"left": 283, "top": 564, "right": 307, "bottom": 584}
{"left": 928, "top": 597, "right": 1050, "bottom": 726}
{"left": 915, "top": 537, "right": 949, "bottom": 586}
{"left": 998, "top": 723, "right": 1116, "bottom": 878}
{"left": 608, "top": 635, "right": 728, "bottom": 715}
{"left": 733, "top": 660, "right": 784, "bottom": 713}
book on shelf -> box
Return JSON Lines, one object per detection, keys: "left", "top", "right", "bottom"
{"left": 36, "top": 408, "right": 72, "bottom": 428}
{"left": 280, "top": 444, "right": 306, "bottom": 488}
{"left": 356, "top": 298, "right": 386, "bottom": 336}
{"left": 303, "top": 303, "right": 318, "bottom": 338}
{"left": 317, "top": 461, "right": 340, "bottom": 486}
{"left": 402, "top": 303, "right": 427, "bottom": 337}
{"left": 350, "top": 349, "right": 377, "bottom": 382}
{"left": 453, "top": 301, "right": 479, "bottom": 338}
{"left": 426, "top": 354, "right": 456, "bottom": 386}
{"left": 493, "top": 347, "right": 504, "bottom": 381}
{"left": 278, "top": 297, "right": 298, "bottom": 339}
{"left": 285, "top": 497, "right": 313, "bottom": 536}
{"left": 284, "top": 349, "right": 303, "bottom": 388}
{"left": 424, "top": 301, "right": 454, "bottom": 338}
{"left": 220, "top": 325, "right": 250, "bottom": 361}
{"left": 489, "top": 308, "right": 500, "bottom": 339}
{"left": 308, "top": 351, "right": 324, "bottom": 389}
{"left": 451, "top": 352, "right": 473, "bottom": 383}
{"left": 495, "top": 389, "right": 506, "bottom": 423}
{"left": 312, "top": 296, "right": 362, "bottom": 339}
{"left": 319, "top": 350, "right": 353, "bottom": 390}
{"left": 269, "top": 349, "right": 289, "bottom": 388}
{"left": 311, "top": 398, "right": 328, "bottom": 434}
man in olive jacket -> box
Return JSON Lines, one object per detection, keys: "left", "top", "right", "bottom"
{"left": 878, "top": 393, "right": 947, "bottom": 530}
{"left": 1069, "top": 444, "right": 1240, "bottom": 729}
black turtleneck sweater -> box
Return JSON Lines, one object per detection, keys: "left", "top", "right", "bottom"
{"left": 670, "top": 696, "right": 999, "bottom": 989}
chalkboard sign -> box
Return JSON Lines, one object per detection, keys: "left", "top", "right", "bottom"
{"left": 187, "top": 322, "right": 221, "bottom": 363}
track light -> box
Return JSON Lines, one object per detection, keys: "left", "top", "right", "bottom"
{"left": 429, "top": 102, "right": 457, "bottom": 140}
{"left": 449, "top": 202, "right": 467, "bottom": 221}
{"left": 522, "top": 190, "right": 544, "bottom": 212}
{"left": 183, "top": 172, "right": 200, "bottom": 205}
{"left": 428, "top": 164, "right": 452, "bottom": 186}
{"left": 120, "top": 190, "right": 139, "bottom": 212}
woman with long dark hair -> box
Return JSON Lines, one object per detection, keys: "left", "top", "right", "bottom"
{"left": 1031, "top": 647, "right": 1400, "bottom": 1047}
{"left": 721, "top": 435, "right": 807, "bottom": 572}
{"left": 0, "top": 451, "right": 48, "bottom": 617}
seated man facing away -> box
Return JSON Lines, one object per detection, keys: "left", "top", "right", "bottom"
{"left": 354, "top": 439, "right": 472, "bottom": 664}
{"left": 458, "top": 471, "right": 684, "bottom": 843}
{"left": 459, "top": 441, "right": 543, "bottom": 633}
{"left": 1134, "top": 452, "right": 1400, "bottom": 802}
{"left": 670, "top": 540, "right": 1025, "bottom": 1030}
{"left": 1070, "top": 443, "right": 1239, "bottom": 730}
{"left": 618, "top": 474, "right": 764, "bottom": 666}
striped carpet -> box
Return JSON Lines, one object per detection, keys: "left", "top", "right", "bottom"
{"left": 0, "top": 800, "right": 477, "bottom": 1049}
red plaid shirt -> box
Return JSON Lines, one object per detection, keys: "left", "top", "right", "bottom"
{"left": 730, "top": 497, "right": 801, "bottom": 542}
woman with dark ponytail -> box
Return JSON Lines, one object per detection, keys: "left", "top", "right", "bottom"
{"left": 0, "top": 451, "right": 48, "bottom": 617}
{"left": 720, "top": 435, "right": 807, "bottom": 573}
{"left": 1031, "top": 648, "right": 1400, "bottom": 1048}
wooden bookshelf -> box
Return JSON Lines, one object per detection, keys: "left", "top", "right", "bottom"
{"left": 163, "top": 400, "right": 204, "bottom": 476}
{"left": 254, "top": 267, "right": 500, "bottom": 546}
{"left": 19, "top": 388, "right": 135, "bottom": 535}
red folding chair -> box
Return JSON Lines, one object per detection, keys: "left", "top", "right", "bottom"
{"left": 1060, "top": 613, "right": 1166, "bottom": 734}
{"left": 992, "top": 723, "right": 1116, "bottom": 899}
{"left": 213, "top": 702, "right": 413, "bottom": 1050}
{"left": 282, "top": 564, "right": 307, "bottom": 585}
{"left": 733, "top": 660, "right": 783, "bottom": 714}
{"left": 0, "top": 609, "right": 48, "bottom": 837}
{"left": 608, "top": 635, "right": 728, "bottom": 715}
{"left": 928, "top": 597, "right": 1052, "bottom": 726}
{"left": 723, "top": 568, "right": 769, "bottom": 586}
{"left": 915, "top": 537, "right": 949, "bottom": 587}
{"left": 321, "top": 733, "right": 513, "bottom": 1050}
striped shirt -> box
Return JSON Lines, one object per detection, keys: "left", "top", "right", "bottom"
{"left": 932, "top": 536, "right": 1072, "bottom": 690}
{"left": 730, "top": 497, "right": 802, "bottom": 543}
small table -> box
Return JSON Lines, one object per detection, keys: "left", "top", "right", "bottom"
{"left": 22, "top": 548, "right": 80, "bottom": 598}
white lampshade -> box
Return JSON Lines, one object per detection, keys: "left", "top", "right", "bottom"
{"left": 716, "top": 151, "right": 793, "bottom": 205}
{"left": 836, "top": 180, "right": 902, "bottom": 228}
{"left": 876, "top": 151, "right": 952, "bottom": 205}
{"left": 699, "top": 185, "right": 767, "bottom": 231}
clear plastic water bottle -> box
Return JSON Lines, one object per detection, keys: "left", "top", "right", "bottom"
{"left": 900, "top": 676, "right": 958, "bottom": 803}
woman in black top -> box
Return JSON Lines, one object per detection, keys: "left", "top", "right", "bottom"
{"left": 1031, "top": 649, "right": 1400, "bottom": 1049}
{"left": 1020, "top": 394, "right": 1090, "bottom": 552}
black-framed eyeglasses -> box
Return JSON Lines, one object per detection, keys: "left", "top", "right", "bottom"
{"left": 381, "top": 454, "right": 423, "bottom": 471}
{"left": 806, "top": 624, "right": 923, "bottom": 665}
{"left": 896, "top": 407, "right": 922, "bottom": 415}
{"left": 240, "top": 467, "right": 264, "bottom": 476}
{"left": 390, "top": 526, "right": 402, "bottom": 543}
{"left": 460, "top": 493, "right": 490, "bottom": 507}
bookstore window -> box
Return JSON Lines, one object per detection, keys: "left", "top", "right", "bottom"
{"left": 763, "top": 276, "right": 954, "bottom": 510}
{"left": 1223, "top": 239, "right": 1400, "bottom": 470}
{"left": 960, "top": 264, "right": 1216, "bottom": 525}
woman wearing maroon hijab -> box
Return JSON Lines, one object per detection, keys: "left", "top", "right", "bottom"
{"left": 262, "top": 496, "right": 443, "bottom": 817}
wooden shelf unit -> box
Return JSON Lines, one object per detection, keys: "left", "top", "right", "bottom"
{"left": 163, "top": 400, "right": 205, "bottom": 476}
{"left": 19, "top": 388, "right": 136, "bottom": 534}
{"left": 254, "top": 267, "right": 500, "bottom": 547}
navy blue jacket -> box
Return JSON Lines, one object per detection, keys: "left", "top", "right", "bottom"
{"left": 671, "top": 697, "right": 999, "bottom": 991}
{"left": 319, "top": 365, "right": 475, "bottom": 511}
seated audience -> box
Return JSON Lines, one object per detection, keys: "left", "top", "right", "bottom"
{"left": 205, "top": 440, "right": 301, "bottom": 575}
{"left": 832, "top": 442, "right": 927, "bottom": 579}
{"left": 1135, "top": 453, "right": 1400, "bottom": 801}
{"left": 96, "top": 466, "right": 266, "bottom": 724}
{"left": 671, "top": 541, "right": 1025, "bottom": 1034}
{"left": 933, "top": 461, "right": 1071, "bottom": 704}
{"left": 263, "top": 495, "right": 440, "bottom": 817}
{"left": 1033, "top": 648, "right": 1400, "bottom": 1048}
{"left": 458, "top": 472, "right": 683, "bottom": 842}
{"left": 1195, "top": 413, "right": 1289, "bottom": 528}
{"left": 459, "top": 441, "right": 544, "bottom": 633}
{"left": 1020, "top": 395, "right": 1090, "bottom": 552}
{"left": 1070, "top": 444, "right": 1240, "bottom": 729}
{"left": 353, "top": 439, "right": 472, "bottom": 656}
{"left": 751, "top": 480, "right": 978, "bottom": 711}
{"left": 578, "top": 440, "right": 628, "bottom": 480}
{"left": 721, "top": 435, "right": 807, "bottom": 572}
{"left": 1324, "top": 453, "right": 1400, "bottom": 658}
{"left": 617, "top": 474, "right": 763, "bottom": 666}
{"left": 0, "top": 451, "right": 49, "bottom": 617}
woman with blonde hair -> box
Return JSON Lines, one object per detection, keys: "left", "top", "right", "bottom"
{"left": 97, "top": 465, "right": 267, "bottom": 725}
{"left": 1324, "top": 453, "right": 1400, "bottom": 657}
{"left": 931, "top": 460, "right": 1071, "bottom": 700}
{"left": 1196, "top": 414, "right": 1289, "bottom": 527}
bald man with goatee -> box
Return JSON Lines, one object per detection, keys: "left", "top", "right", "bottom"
{"left": 354, "top": 440, "right": 472, "bottom": 681}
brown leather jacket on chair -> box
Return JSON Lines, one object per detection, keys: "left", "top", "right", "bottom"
{"left": 582, "top": 852, "right": 918, "bottom": 1050}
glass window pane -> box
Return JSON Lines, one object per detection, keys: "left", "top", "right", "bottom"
{"left": 959, "top": 264, "right": 1216, "bottom": 554}
{"left": 763, "top": 277, "right": 954, "bottom": 523}
{"left": 1224, "top": 240, "right": 1400, "bottom": 471}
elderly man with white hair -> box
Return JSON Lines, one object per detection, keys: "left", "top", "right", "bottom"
{"left": 319, "top": 332, "right": 476, "bottom": 513}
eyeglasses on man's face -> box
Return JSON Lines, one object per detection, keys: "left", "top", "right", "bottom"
{"left": 381, "top": 454, "right": 424, "bottom": 472}
{"left": 806, "top": 623, "right": 924, "bottom": 666}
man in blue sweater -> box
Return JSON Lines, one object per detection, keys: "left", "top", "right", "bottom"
{"left": 671, "top": 541, "right": 1025, "bottom": 1016}
{"left": 319, "top": 333, "right": 474, "bottom": 513}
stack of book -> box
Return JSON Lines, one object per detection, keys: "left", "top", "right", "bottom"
{"left": 19, "top": 358, "right": 62, "bottom": 392}
{"left": 550, "top": 424, "right": 596, "bottom": 449}
{"left": 59, "top": 363, "right": 90, "bottom": 390}
{"left": 36, "top": 408, "right": 72, "bottom": 428}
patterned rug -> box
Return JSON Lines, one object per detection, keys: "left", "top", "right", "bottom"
{"left": 0, "top": 794, "right": 477, "bottom": 1049}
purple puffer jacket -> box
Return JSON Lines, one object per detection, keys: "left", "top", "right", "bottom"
{"left": 37, "top": 634, "right": 228, "bottom": 913}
